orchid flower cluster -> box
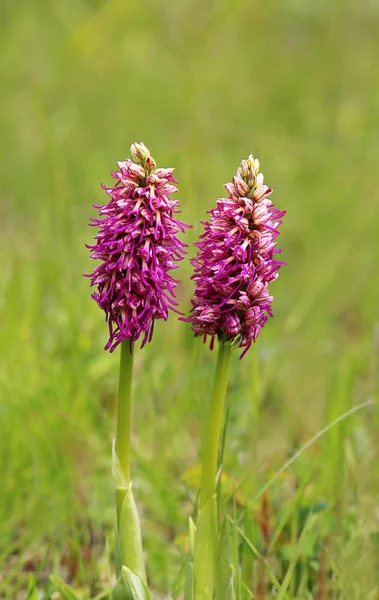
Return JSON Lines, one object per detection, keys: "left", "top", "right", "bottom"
{"left": 86, "top": 143, "right": 188, "bottom": 352}
{"left": 186, "top": 154, "right": 285, "bottom": 357}
{"left": 86, "top": 144, "right": 285, "bottom": 599}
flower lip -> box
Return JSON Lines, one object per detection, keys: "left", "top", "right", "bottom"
{"left": 86, "top": 143, "right": 190, "bottom": 352}
{"left": 184, "top": 154, "right": 285, "bottom": 358}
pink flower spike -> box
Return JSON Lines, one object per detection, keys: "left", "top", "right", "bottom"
{"left": 184, "top": 154, "right": 285, "bottom": 358}
{"left": 86, "top": 143, "right": 190, "bottom": 352}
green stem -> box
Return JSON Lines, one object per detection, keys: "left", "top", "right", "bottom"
{"left": 251, "top": 343, "right": 260, "bottom": 466}
{"left": 199, "top": 341, "right": 232, "bottom": 509}
{"left": 116, "top": 339, "right": 134, "bottom": 485}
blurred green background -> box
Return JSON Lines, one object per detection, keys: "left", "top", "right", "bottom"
{"left": 1, "top": 0, "right": 379, "bottom": 598}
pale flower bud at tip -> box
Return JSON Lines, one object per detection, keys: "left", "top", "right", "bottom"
{"left": 239, "top": 159, "right": 249, "bottom": 178}
{"left": 130, "top": 142, "right": 150, "bottom": 165}
{"left": 247, "top": 155, "right": 260, "bottom": 176}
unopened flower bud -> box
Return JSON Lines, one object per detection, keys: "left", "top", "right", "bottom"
{"left": 130, "top": 142, "right": 150, "bottom": 165}
{"left": 223, "top": 314, "right": 241, "bottom": 337}
{"left": 239, "top": 159, "right": 249, "bottom": 178}
{"left": 253, "top": 184, "right": 271, "bottom": 202}
{"left": 145, "top": 155, "right": 156, "bottom": 172}
{"left": 233, "top": 175, "right": 250, "bottom": 196}
{"left": 255, "top": 172, "right": 264, "bottom": 188}
{"left": 224, "top": 182, "right": 239, "bottom": 200}
{"left": 246, "top": 155, "right": 259, "bottom": 175}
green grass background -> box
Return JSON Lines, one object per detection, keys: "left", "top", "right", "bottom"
{"left": 1, "top": 0, "right": 379, "bottom": 598}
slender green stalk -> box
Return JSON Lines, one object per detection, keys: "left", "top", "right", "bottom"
{"left": 250, "top": 343, "right": 260, "bottom": 471}
{"left": 192, "top": 341, "right": 232, "bottom": 600}
{"left": 116, "top": 339, "right": 134, "bottom": 485}
{"left": 112, "top": 340, "right": 147, "bottom": 589}
{"left": 199, "top": 340, "right": 232, "bottom": 509}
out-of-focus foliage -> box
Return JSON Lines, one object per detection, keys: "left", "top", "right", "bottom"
{"left": 1, "top": 0, "right": 378, "bottom": 597}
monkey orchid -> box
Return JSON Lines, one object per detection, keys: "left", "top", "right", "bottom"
{"left": 86, "top": 143, "right": 189, "bottom": 597}
{"left": 185, "top": 154, "right": 285, "bottom": 600}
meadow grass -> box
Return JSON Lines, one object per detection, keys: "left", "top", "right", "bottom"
{"left": 1, "top": 0, "right": 379, "bottom": 598}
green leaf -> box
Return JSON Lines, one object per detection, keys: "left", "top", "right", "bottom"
{"left": 193, "top": 494, "right": 217, "bottom": 600}
{"left": 26, "top": 575, "right": 38, "bottom": 600}
{"left": 112, "top": 441, "right": 127, "bottom": 489}
{"left": 115, "top": 526, "right": 124, "bottom": 579}
{"left": 49, "top": 575, "right": 79, "bottom": 600}
{"left": 181, "top": 464, "right": 248, "bottom": 508}
{"left": 225, "top": 566, "right": 237, "bottom": 600}
{"left": 188, "top": 516, "right": 196, "bottom": 557}
{"left": 241, "top": 508, "right": 257, "bottom": 590}
{"left": 111, "top": 566, "right": 152, "bottom": 600}
{"left": 117, "top": 483, "right": 146, "bottom": 584}
{"left": 214, "top": 522, "right": 237, "bottom": 600}
{"left": 184, "top": 516, "right": 196, "bottom": 600}
{"left": 112, "top": 446, "right": 146, "bottom": 584}
{"left": 184, "top": 560, "right": 194, "bottom": 600}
